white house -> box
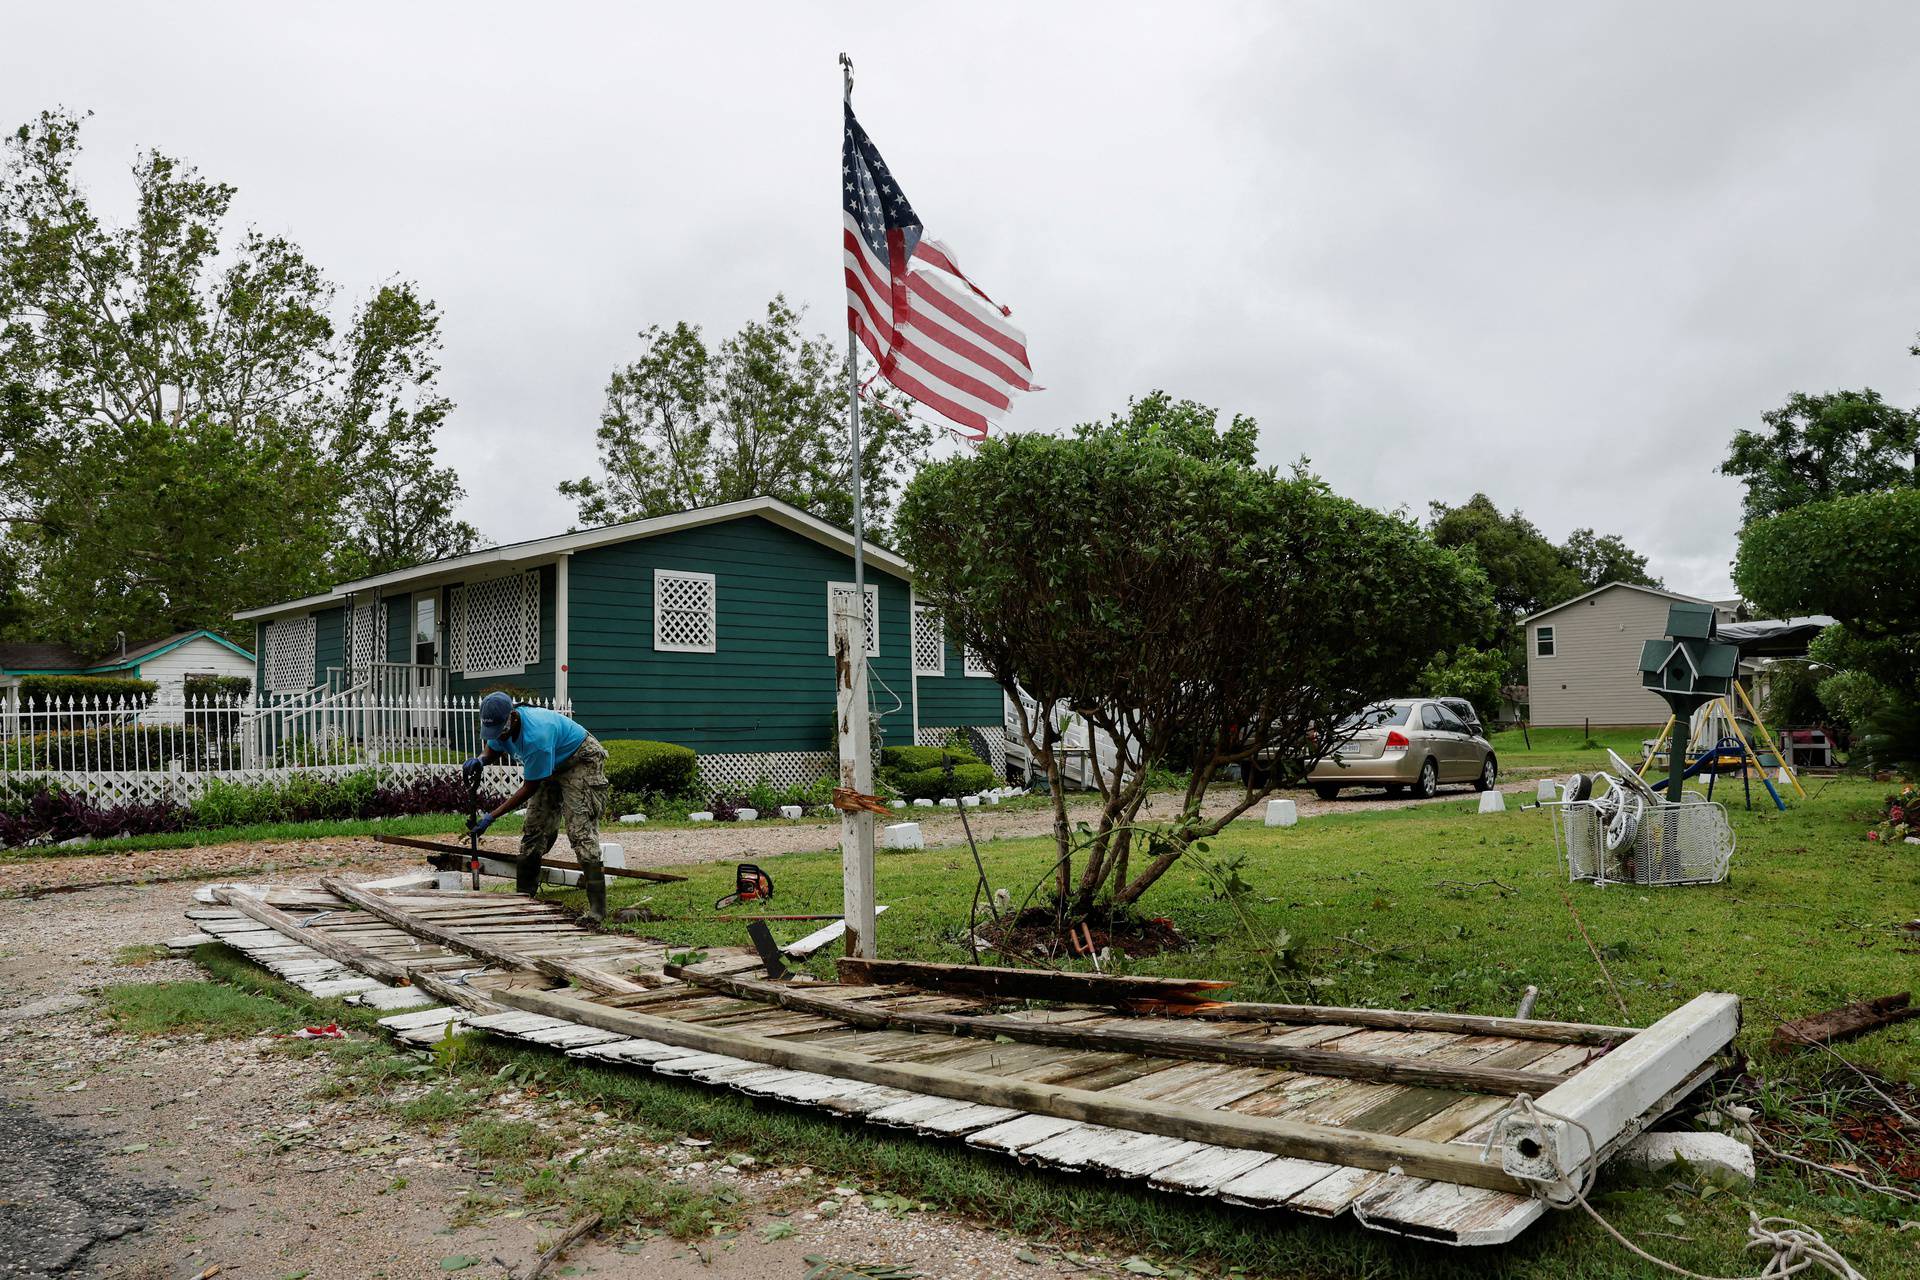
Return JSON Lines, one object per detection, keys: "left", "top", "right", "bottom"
{"left": 0, "top": 629, "right": 257, "bottom": 707}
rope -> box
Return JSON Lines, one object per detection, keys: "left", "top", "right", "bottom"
{"left": 1485, "top": 1094, "right": 1865, "bottom": 1280}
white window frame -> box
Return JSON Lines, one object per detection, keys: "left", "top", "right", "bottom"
{"left": 449, "top": 570, "right": 541, "bottom": 679}
{"left": 264, "top": 615, "right": 317, "bottom": 694}
{"left": 912, "top": 603, "right": 945, "bottom": 677}
{"left": 963, "top": 647, "right": 993, "bottom": 679}
{"left": 826, "top": 581, "right": 880, "bottom": 657}
{"left": 654, "top": 568, "right": 718, "bottom": 654}
{"left": 1535, "top": 626, "right": 1556, "bottom": 658}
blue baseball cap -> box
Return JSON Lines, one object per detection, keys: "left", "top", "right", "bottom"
{"left": 479, "top": 692, "right": 515, "bottom": 741}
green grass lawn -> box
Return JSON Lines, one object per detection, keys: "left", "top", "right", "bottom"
{"left": 1487, "top": 724, "right": 1663, "bottom": 777}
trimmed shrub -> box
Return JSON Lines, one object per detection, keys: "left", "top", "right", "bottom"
{"left": 183, "top": 674, "right": 252, "bottom": 701}
{"left": 602, "top": 739, "right": 699, "bottom": 798}
{"left": 893, "top": 762, "right": 997, "bottom": 801}
{"left": 18, "top": 674, "right": 157, "bottom": 705}
{"left": 23, "top": 726, "right": 204, "bottom": 770}
{"left": 881, "top": 744, "right": 981, "bottom": 773}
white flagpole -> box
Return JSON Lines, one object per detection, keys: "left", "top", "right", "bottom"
{"left": 837, "top": 51, "right": 877, "bottom": 959}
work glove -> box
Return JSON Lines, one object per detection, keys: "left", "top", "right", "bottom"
{"left": 467, "top": 813, "right": 495, "bottom": 837}
{"left": 461, "top": 756, "right": 485, "bottom": 785}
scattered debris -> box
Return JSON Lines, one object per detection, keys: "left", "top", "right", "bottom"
{"left": 525, "top": 1211, "right": 600, "bottom": 1280}
{"left": 1771, "top": 992, "right": 1918, "bottom": 1053}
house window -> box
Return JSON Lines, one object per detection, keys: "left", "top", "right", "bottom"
{"left": 826, "top": 582, "right": 879, "bottom": 657}
{"left": 655, "top": 569, "right": 717, "bottom": 653}
{"left": 348, "top": 600, "right": 388, "bottom": 668}
{"left": 1536, "top": 626, "right": 1556, "bottom": 658}
{"left": 912, "top": 604, "right": 945, "bottom": 676}
{"left": 963, "top": 648, "right": 992, "bottom": 679}
{"left": 449, "top": 571, "right": 541, "bottom": 677}
{"left": 264, "top": 616, "right": 316, "bottom": 693}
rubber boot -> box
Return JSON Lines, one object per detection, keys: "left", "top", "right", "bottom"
{"left": 582, "top": 871, "right": 608, "bottom": 927}
{"left": 515, "top": 853, "right": 543, "bottom": 896}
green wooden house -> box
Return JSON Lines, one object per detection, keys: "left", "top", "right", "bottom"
{"left": 233, "top": 497, "right": 1006, "bottom": 790}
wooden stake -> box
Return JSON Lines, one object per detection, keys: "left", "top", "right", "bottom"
{"left": 372, "top": 834, "right": 687, "bottom": 883}
{"left": 495, "top": 986, "right": 1532, "bottom": 1194}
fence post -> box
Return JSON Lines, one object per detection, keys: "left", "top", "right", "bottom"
{"left": 834, "top": 598, "right": 877, "bottom": 959}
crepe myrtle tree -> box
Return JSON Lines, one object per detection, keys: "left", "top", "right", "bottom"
{"left": 897, "top": 396, "right": 1493, "bottom": 917}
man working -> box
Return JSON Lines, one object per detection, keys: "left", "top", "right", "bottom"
{"left": 463, "top": 691, "right": 613, "bottom": 923}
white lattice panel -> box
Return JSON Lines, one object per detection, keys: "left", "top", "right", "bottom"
{"left": 5, "top": 762, "right": 525, "bottom": 810}
{"left": 264, "top": 617, "right": 315, "bottom": 693}
{"left": 696, "top": 751, "right": 836, "bottom": 794}
{"left": 963, "top": 647, "right": 992, "bottom": 678}
{"left": 452, "top": 572, "right": 539, "bottom": 677}
{"left": 911, "top": 605, "right": 945, "bottom": 676}
{"left": 826, "top": 582, "right": 879, "bottom": 657}
{"left": 654, "top": 570, "right": 717, "bottom": 652}
{"left": 349, "top": 601, "right": 388, "bottom": 668}
{"left": 917, "top": 725, "right": 1007, "bottom": 776}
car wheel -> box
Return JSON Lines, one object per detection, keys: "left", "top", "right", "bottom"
{"left": 1411, "top": 759, "right": 1438, "bottom": 799}
{"left": 1314, "top": 784, "right": 1341, "bottom": 801}
{"left": 1474, "top": 755, "right": 1497, "bottom": 792}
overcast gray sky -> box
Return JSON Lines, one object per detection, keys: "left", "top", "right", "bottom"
{"left": 9, "top": 2, "right": 1920, "bottom": 596}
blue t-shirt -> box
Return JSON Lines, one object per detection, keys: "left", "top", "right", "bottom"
{"left": 486, "top": 705, "right": 587, "bottom": 782}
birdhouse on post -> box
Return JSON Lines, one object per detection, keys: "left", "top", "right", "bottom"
{"left": 1638, "top": 603, "right": 1739, "bottom": 800}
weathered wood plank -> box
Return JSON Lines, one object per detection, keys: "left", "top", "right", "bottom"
{"left": 320, "top": 877, "right": 646, "bottom": 996}
{"left": 836, "top": 957, "right": 1231, "bottom": 1007}
{"left": 1770, "top": 992, "right": 1916, "bottom": 1052}
{"left": 1186, "top": 1001, "right": 1637, "bottom": 1047}
{"left": 672, "top": 968, "right": 1569, "bottom": 1095}
{"left": 495, "top": 987, "right": 1531, "bottom": 1193}
{"left": 214, "top": 888, "right": 416, "bottom": 982}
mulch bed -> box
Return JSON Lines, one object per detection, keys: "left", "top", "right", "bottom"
{"left": 978, "top": 906, "right": 1188, "bottom": 961}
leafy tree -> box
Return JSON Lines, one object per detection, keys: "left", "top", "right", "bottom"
{"left": 0, "top": 110, "right": 479, "bottom": 651}
{"left": 559, "top": 296, "right": 932, "bottom": 540}
{"left": 899, "top": 398, "right": 1491, "bottom": 917}
{"left": 1735, "top": 489, "right": 1920, "bottom": 644}
{"left": 1720, "top": 389, "right": 1920, "bottom": 523}
{"left": 1560, "top": 528, "right": 1661, "bottom": 591}
{"left": 1737, "top": 491, "right": 1920, "bottom": 772}
{"left": 1419, "top": 644, "right": 1507, "bottom": 720}
{"left": 1426, "top": 495, "right": 1580, "bottom": 678}
{"left": 330, "top": 283, "right": 480, "bottom": 578}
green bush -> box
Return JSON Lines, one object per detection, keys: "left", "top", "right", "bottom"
{"left": 601, "top": 739, "right": 699, "bottom": 798}
{"left": 880, "top": 744, "right": 980, "bottom": 773}
{"left": 23, "top": 725, "right": 203, "bottom": 770}
{"left": 18, "top": 674, "right": 156, "bottom": 707}
{"left": 893, "top": 762, "right": 997, "bottom": 801}
{"left": 183, "top": 674, "right": 252, "bottom": 701}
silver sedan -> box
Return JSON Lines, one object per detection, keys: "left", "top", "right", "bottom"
{"left": 1307, "top": 699, "right": 1498, "bottom": 800}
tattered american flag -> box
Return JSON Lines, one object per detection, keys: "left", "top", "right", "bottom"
{"left": 842, "top": 102, "right": 1035, "bottom": 440}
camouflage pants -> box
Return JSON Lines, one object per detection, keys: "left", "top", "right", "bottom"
{"left": 521, "top": 734, "right": 610, "bottom": 875}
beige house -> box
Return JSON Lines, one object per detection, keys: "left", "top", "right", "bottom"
{"left": 1524, "top": 584, "right": 1737, "bottom": 727}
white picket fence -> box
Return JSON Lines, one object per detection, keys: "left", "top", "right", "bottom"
{"left": 0, "top": 685, "right": 570, "bottom": 808}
